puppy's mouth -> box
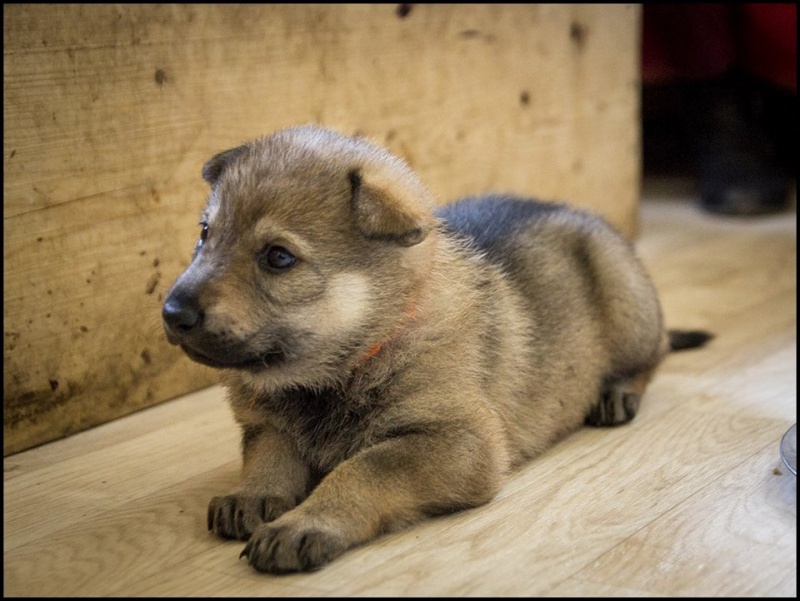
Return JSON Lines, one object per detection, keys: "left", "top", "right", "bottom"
{"left": 178, "top": 343, "right": 286, "bottom": 372}
{"left": 163, "top": 316, "right": 293, "bottom": 372}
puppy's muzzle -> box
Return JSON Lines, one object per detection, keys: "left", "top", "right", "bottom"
{"left": 162, "top": 289, "right": 222, "bottom": 366}
{"left": 162, "top": 289, "right": 285, "bottom": 371}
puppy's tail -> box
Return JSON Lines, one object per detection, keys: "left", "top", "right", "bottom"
{"left": 668, "top": 329, "right": 714, "bottom": 352}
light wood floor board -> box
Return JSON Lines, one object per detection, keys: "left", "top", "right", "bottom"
{"left": 4, "top": 184, "right": 796, "bottom": 597}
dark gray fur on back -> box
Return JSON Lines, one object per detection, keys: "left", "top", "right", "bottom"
{"left": 436, "top": 195, "right": 578, "bottom": 267}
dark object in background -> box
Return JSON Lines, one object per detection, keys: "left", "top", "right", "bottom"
{"left": 641, "top": 3, "right": 796, "bottom": 216}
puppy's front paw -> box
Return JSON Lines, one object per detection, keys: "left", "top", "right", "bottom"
{"left": 207, "top": 494, "right": 293, "bottom": 541}
{"left": 240, "top": 518, "right": 349, "bottom": 573}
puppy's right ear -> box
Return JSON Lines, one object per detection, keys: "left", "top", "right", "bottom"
{"left": 348, "top": 169, "right": 434, "bottom": 247}
{"left": 201, "top": 145, "right": 247, "bottom": 185}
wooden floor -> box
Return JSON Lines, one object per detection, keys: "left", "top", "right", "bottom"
{"left": 4, "top": 181, "right": 796, "bottom": 597}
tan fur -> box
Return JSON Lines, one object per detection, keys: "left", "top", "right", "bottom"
{"left": 162, "top": 125, "right": 688, "bottom": 573}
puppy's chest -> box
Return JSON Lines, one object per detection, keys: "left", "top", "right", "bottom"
{"left": 265, "top": 385, "right": 382, "bottom": 471}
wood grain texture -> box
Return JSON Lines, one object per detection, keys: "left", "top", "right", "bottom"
{"left": 3, "top": 4, "right": 641, "bottom": 455}
{"left": 3, "top": 189, "right": 795, "bottom": 597}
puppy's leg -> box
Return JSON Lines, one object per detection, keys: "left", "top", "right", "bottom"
{"left": 585, "top": 368, "right": 657, "bottom": 427}
{"left": 208, "top": 423, "right": 311, "bottom": 541}
{"left": 240, "top": 426, "right": 505, "bottom": 573}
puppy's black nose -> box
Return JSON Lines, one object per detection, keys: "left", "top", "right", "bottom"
{"left": 162, "top": 293, "right": 203, "bottom": 332}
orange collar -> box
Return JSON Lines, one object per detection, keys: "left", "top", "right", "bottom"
{"left": 357, "top": 241, "right": 435, "bottom": 368}
{"left": 355, "top": 300, "right": 419, "bottom": 368}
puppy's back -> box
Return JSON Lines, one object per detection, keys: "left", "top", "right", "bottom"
{"left": 435, "top": 195, "right": 667, "bottom": 456}
{"left": 436, "top": 194, "right": 665, "bottom": 373}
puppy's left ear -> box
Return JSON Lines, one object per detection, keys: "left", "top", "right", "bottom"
{"left": 349, "top": 169, "right": 433, "bottom": 247}
{"left": 201, "top": 145, "right": 248, "bottom": 186}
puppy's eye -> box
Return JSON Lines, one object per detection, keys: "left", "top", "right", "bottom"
{"left": 259, "top": 245, "right": 297, "bottom": 272}
{"left": 193, "top": 221, "right": 209, "bottom": 258}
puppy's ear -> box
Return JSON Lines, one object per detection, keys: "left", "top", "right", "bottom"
{"left": 349, "top": 169, "right": 433, "bottom": 247}
{"left": 201, "top": 145, "right": 247, "bottom": 185}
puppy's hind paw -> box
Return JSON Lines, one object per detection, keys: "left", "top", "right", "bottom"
{"left": 585, "top": 389, "right": 641, "bottom": 427}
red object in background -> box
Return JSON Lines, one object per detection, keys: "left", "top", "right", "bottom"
{"left": 642, "top": 3, "right": 797, "bottom": 93}
{"left": 739, "top": 3, "right": 796, "bottom": 92}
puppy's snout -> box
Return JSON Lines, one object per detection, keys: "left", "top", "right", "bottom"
{"left": 162, "top": 292, "right": 204, "bottom": 333}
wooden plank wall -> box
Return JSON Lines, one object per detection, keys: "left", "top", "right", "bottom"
{"left": 3, "top": 4, "right": 641, "bottom": 455}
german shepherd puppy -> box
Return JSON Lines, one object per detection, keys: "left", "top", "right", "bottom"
{"left": 162, "top": 125, "right": 710, "bottom": 573}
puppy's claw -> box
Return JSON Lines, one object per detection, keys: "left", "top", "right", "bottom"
{"left": 240, "top": 541, "right": 252, "bottom": 561}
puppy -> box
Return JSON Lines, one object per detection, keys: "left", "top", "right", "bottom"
{"left": 162, "top": 125, "right": 711, "bottom": 573}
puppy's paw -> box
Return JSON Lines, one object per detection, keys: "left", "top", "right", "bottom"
{"left": 207, "top": 494, "right": 293, "bottom": 541}
{"left": 240, "top": 518, "right": 350, "bottom": 573}
{"left": 585, "top": 387, "right": 641, "bottom": 427}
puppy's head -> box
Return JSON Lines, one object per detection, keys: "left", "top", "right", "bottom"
{"left": 162, "top": 125, "right": 436, "bottom": 390}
